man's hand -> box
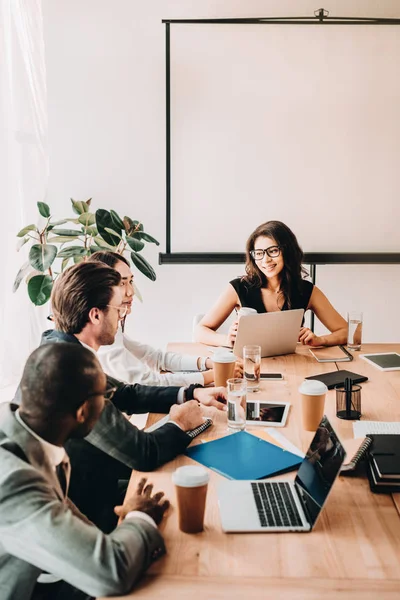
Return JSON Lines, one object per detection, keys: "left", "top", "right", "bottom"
{"left": 114, "top": 477, "right": 169, "bottom": 525}
{"left": 298, "top": 327, "right": 325, "bottom": 347}
{"left": 194, "top": 386, "right": 227, "bottom": 411}
{"left": 169, "top": 400, "right": 204, "bottom": 431}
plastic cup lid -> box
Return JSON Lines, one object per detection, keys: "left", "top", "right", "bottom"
{"left": 172, "top": 466, "right": 210, "bottom": 488}
{"left": 212, "top": 348, "right": 236, "bottom": 363}
{"left": 298, "top": 379, "right": 328, "bottom": 395}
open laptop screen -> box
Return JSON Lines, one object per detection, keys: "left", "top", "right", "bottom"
{"left": 294, "top": 416, "right": 346, "bottom": 527}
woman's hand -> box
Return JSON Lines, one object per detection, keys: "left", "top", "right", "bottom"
{"left": 226, "top": 319, "right": 239, "bottom": 347}
{"left": 298, "top": 327, "right": 325, "bottom": 347}
{"left": 234, "top": 358, "right": 243, "bottom": 377}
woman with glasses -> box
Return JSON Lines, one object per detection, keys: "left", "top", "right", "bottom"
{"left": 89, "top": 251, "right": 218, "bottom": 386}
{"left": 195, "top": 220, "right": 347, "bottom": 348}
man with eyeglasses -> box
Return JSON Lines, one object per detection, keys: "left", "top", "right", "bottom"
{"left": 15, "top": 261, "right": 227, "bottom": 532}
{"left": 1, "top": 343, "right": 170, "bottom": 600}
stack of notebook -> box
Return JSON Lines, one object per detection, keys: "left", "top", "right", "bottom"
{"left": 367, "top": 435, "right": 400, "bottom": 493}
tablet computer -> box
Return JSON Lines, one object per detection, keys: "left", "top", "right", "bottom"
{"left": 245, "top": 401, "right": 290, "bottom": 427}
{"left": 360, "top": 352, "right": 400, "bottom": 371}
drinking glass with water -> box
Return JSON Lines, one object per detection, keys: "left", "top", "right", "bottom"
{"left": 347, "top": 311, "right": 363, "bottom": 351}
{"left": 243, "top": 344, "right": 261, "bottom": 392}
{"left": 227, "top": 378, "right": 247, "bottom": 431}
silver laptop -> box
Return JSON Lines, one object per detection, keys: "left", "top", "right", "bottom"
{"left": 218, "top": 416, "right": 345, "bottom": 532}
{"left": 232, "top": 309, "right": 304, "bottom": 358}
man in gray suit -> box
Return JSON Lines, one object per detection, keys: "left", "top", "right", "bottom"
{"left": 0, "top": 343, "right": 170, "bottom": 600}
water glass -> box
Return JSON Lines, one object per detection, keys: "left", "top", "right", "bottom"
{"left": 227, "top": 378, "right": 247, "bottom": 432}
{"left": 243, "top": 345, "right": 261, "bottom": 392}
{"left": 347, "top": 311, "right": 363, "bottom": 351}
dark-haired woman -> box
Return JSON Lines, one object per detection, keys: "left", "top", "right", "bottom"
{"left": 195, "top": 221, "right": 347, "bottom": 348}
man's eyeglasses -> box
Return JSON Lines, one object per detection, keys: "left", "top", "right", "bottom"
{"left": 106, "top": 304, "right": 129, "bottom": 319}
{"left": 250, "top": 246, "right": 282, "bottom": 261}
{"left": 87, "top": 386, "right": 117, "bottom": 401}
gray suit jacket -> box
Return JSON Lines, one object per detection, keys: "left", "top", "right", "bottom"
{"left": 0, "top": 404, "right": 165, "bottom": 600}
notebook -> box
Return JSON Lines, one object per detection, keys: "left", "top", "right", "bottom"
{"left": 353, "top": 421, "right": 400, "bottom": 437}
{"left": 185, "top": 430, "right": 302, "bottom": 480}
{"left": 217, "top": 416, "right": 346, "bottom": 532}
{"left": 145, "top": 416, "right": 213, "bottom": 439}
{"left": 305, "top": 369, "right": 368, "bottom": 390}
{"left": 340, "top": 437, "right": 372, "bottom": 473}
{"left": 309, "top": 345, "right": 353, "bottom": 363}
{"left": 367, "top": 435, "right": 400, "bottom": 493}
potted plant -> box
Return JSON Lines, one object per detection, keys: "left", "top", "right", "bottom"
{"left": 14, "top": 198, "right": 159, "bottom": 306}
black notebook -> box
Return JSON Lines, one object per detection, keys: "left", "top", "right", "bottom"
{"left": 306, "top": 369, "right": 368, "bottom": 390}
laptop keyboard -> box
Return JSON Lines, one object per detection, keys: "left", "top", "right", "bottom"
{"left": 251, "top": 481, "right": 303, "bottom": 528}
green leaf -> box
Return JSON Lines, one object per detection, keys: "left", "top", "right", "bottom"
{"left": 16, "top": 236, "right": 30, "bottom": 251}
{"left": 37, "top": 202, "right": 50, "bottom": 218}
{"left": 61, "top": 257, "right": 71, "bottom": 271}
{"left": 85, "top": 226, "right": 98, "bottom": 237}
{"left": 132, "top": 220, "right": 144, "bottom": 232}
{"left": 13, "top": 261, "right": 32, "bottom": 292}
{"left": 28, "top": 274, "right": 53, "bottom": 306}
{"left": 73, "top": 255, "right": 85, "bottom": 264}
{"left": 29, "top": 244, "right": 57, "bottom": 272}
{"left": 47, "top": 236, "right": 80, "bottom": 244}
{"left": 93, "top": 236, "right": 116, "bottom": 250}
{"left": 109, "top": 210, "right": 124, "bottom": 231}
{"left": 51, "top": 228, "right": 81, "bottom": 236}
{"left": 138, "top": 232, "right": 160, "bottom": 246}
{"left": 78, "top": 212, "right": 96, "bottom": 227}
{"left": 89, "top": 245, "right": 108, "bottom": 254}
{"left": 96, "top": 209, "right": 121, "bottom": 246}
{"left": 50, "top": 219, "right": 70, "bottom": 226}
{"left": 17, "top": 224, "right": 37, "bottom": 237}
{"left": 57, "top": 246, "right": 88, "bottom": 259}
{"left": 71, "top": 198, "right": 90, "bottom": 215}
{"left": 104, "top": 227, "right": 122, "bottom": 239}
{"left": 126, "top": 236, "right": 145, "bottom": 252}
{"left": 123, "top": 216, "right": 134, "bottom": 234}
{"left": 130, "top": 252, "right": 156, "bottom": 281}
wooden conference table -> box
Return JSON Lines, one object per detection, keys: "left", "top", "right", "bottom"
{"left": 101, "top": 344, "right": 400, "bottom": 600}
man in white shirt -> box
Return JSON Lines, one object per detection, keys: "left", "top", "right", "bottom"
{"left": 0, "top": 343, "right": 170, "bottom": 600}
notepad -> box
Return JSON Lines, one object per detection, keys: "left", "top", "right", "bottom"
{"left": 185, "top": 430, "right": 302, "bottom": 480}
{"left": 309, "top": 345, "right": 353, "bottom": 363}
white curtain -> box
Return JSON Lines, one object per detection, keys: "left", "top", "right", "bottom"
{"left": 0, "top": 0, "right": 49, "bottom": 396}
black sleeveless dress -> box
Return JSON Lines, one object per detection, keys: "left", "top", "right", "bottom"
{"left": 229, "top": 277, "right": 314, "bottom": 314}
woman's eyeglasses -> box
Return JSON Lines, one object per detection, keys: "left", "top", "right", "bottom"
{"left": 250, "top": 246, "right": 282, "bottom": 261}
{"left": 106, "top": 304, "right": 129, "bottom": 319}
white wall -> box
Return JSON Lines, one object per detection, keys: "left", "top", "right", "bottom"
{"left": 41, "top": 0, "right": 400, "bottom": 349}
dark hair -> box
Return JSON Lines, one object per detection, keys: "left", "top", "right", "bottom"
{"left": 20, "top": 343, "right": 102, "bottom": 420}
{"left": 51, "top": 262, "right": 121, "bottom": 334}
{"left": 244, "top": 221, "right": 308, "bottom": 309}
{"left": 89, "top": 251, "right": 130, "bottom": 269}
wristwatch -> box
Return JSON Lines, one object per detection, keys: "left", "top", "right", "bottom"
{"left": 184, "top": 383, "right": 204, "bottom": 402}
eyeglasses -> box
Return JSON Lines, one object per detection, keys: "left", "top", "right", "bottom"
{"left": 106, "top": 304, "right": 128, "bottom": 319}
{"left": 87, "top": 386, "right": 117, "bottom": 401}
{"left": 250, "top": 246, "right": 282, "bottom": 261}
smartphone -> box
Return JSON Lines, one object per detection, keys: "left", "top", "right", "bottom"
{"left": 260, "top": 373, "right": 283, "bottom": 380}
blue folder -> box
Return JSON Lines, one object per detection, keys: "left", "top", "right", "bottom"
{"left": 185, "top": 431, "right": 302, "bottom": 480}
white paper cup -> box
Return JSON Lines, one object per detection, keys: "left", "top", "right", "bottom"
{"left": 172, "top": 466, "right": 210, "bottom": 533}
{"left": 298, "top": 379, "right": 328, "bottom": 431}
